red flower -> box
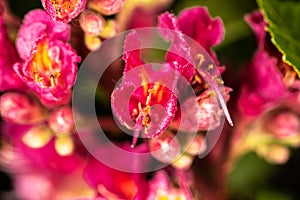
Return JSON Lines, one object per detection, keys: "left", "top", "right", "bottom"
{"left": 111, "top": 31, "right": 178, "bottom": 147}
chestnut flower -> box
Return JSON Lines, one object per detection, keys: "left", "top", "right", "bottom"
{"left": 158, "top": 10, "right": 232, "bottom": 127}
{"left": 111, "top": 31, "right": 178, "bottom": 147}
{"left": 112, "top": 7, "right": 232, "bottom": 148}
{"left": 238, "top": 11, "right": 286, "bottom": 116}
{"left": 13, "top": 9, "right": 80, "bottom": 107}
{"left": 232, "top": 10, "right": 300, "bottom": 165}
{"left": 41, "top": 0, "right": 86, "bottom": 23}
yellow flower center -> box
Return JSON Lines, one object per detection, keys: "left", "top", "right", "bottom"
{"left": 29, "top": 40, "right": 61, "bottom": 88}
{"left": 50, "top": 0, "right": 79, "bottom": 19}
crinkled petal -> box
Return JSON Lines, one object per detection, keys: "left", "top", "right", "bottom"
{"left": 111, "top": 63, "right": 178, "bottom": 139}
{"left": 16, "top": 9, "right": 70, "bottom": 60}
{"left": 178, "top": 7, "right": 224, "bottom": 50}
{"left": 122, "top": 31, "right": 145, "bottom": 73}
{"left": 158, "top": 12, "right": 195, "bottom": 80}
{"left": 14, "top": 39, "right": 80, "bottom": 107}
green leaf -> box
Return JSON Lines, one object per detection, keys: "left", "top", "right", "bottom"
{"left": 257, "top": 0, "right": 300, "bottom": 77}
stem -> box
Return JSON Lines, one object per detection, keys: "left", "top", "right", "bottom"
{"left": 176, "top": 170, "right": 193, "bottom": 200}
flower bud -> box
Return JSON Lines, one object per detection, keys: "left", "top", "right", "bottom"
{"left": 88, "top": 0, "right": 125, "bottom": 16}
{"left": 0, "top": 92, "right": 48, "bottom": 124}
{"left": 171, "top": 154, "right": 193, "bottom": 170}
{"left": 185, "top": 135, "right": 207, "bottom": 156}
{"left": 100, "top": 19, "right": 117, "bottom": 39}
{"left": 80, "top": 10, "right": 106, "bottom": 36}
{"left": 49, "top": 107, "right": 74, "bottom": 134}
{"left": 22, "top": 125, "right": 53, "bottom": 148}
{"left": 149, "top": 131, "right": 180, "bottom": 163}
{"left": 256, "top": 145, "right": 289, "bottom": 164}
{"left": 266, "top": 111, "right": 300, "bottom": 138}
{"left": 84, "top": 34, "right": 102, "bottom": 51}
{"left": 54, "top": 135, "right": 74, "bottom": 156}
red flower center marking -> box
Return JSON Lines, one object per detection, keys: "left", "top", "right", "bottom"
{"left": 50, "top": 0, "right": 79, "bottom": 19}
{"left": 129, "top": 83, "right": 172, "bottom": 148}
{"left": 29, "top": 40, "right": 61, "bottom": 88}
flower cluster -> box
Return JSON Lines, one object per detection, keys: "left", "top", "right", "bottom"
{"left": 0, "top": 1, "right": 233, "bottom": 198}
{"left": 2, "top": 0, "right": 299, "bottom": 199}
{"left": 233, "top": 10, "right": 300, "bottom": 164}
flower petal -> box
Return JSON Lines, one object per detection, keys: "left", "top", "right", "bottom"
{"left": 158, "top": 12, "right": 195, "bottom": 80}
{"left": 178, "top": 7, "right": 224, "bottom": 50}
{"left": 16, "top": 9, "right": 70, "bottom": 60}
{"left": 14, "top": 39, "right": 80, "bottom": 107}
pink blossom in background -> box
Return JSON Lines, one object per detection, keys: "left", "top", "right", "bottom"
{"left": 238, "top": 10, "right": 286, "bottom": 116}
{"left": 83, "top": 143, "right": 150, "bottom": 199}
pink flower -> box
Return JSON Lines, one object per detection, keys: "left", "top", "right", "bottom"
{"left": 83, "top": 143, "right": 149, "bottom": 200}
{"left": 112, "top": 8, "right": 232, "bottom": 148}
{"left": 111, "top": 31, "right": 178, "bottom": 147}
{"left": 158, "top": 10, "right": 233, "bottom": 126}
{"left": 14, "top": 10, "right": 80, "bottom": 107}
{"left": 238, "top": 11, "right": 286, "bottom": 116}
{"left": 238, "top": 51, "right": 286, "bottom": 116}
{"left": 41, "top": 0, "right": 86, "bottom": 23}
{"left": 0, "top": 12, "right": 24, "bottom": 91}
{"left": 16, "top": 9, "right": 70, "bottom": 60}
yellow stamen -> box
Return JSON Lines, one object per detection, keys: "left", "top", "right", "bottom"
{"left": 197, "top": 54, "right": 205, "bottom": 68}
{"left": 207, "top": 64, "right": 214, "bottom": 70}
{"left": 50, "top": 74, "right": 55, "bottom": 87}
